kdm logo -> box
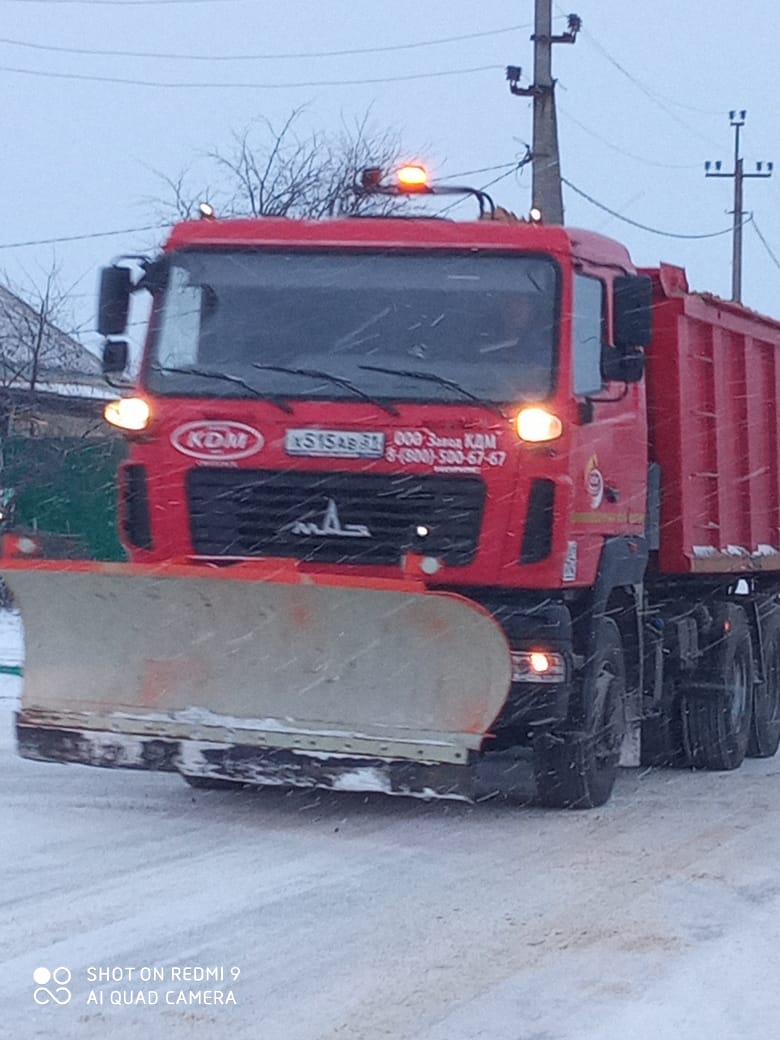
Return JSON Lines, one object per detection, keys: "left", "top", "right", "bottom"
{"left": 171, "top": 421, "right": 264, "bottom": 461}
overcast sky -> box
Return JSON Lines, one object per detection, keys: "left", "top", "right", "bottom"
{"left": 3, "top": 0, "right": 779, "bottom": 348}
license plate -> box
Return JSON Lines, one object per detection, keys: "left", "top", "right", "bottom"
{"left": 285, "top": 429, "right": 385, "bottom": 459}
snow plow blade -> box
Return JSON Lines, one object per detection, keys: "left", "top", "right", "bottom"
{"left": 5, "top": 560, "right": 512, "bottom": 799}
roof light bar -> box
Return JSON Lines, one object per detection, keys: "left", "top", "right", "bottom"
{"left": 357, "top": 166, "right": 495, "bottom": 218}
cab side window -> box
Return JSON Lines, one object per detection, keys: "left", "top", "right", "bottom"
{"left": 572, "top": 274, "right": 604, "bottom": 395}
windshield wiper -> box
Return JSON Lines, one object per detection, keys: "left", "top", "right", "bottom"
{"left": 252, "top": 364, "right": 399, "bottom": 417}
{"left": 357, "top": 364, "right": 508, "bottom": 419}
{"left": 153, "top": 365, "right": 294, "bottom": 414}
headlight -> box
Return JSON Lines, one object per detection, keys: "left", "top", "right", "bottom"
{"left": 104, "top": 397, "right": 151, "bottom": 432}
{"left": 515, "top": 407, "right": 563, "bottom": 443}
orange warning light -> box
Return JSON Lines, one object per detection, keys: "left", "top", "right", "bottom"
{"left": 396, "top": 165, "right": 430, "bottom": 191}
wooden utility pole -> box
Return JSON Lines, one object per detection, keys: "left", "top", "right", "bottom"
{"left": 705, "top": 111, "right": 773, "bottom": 303}
{"left": 507, "top": 3, "right": 580, "bottom": 225}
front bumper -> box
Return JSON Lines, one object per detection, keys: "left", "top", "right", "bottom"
{"left": 16, "top": 716, "right": 475, "bottom": 801}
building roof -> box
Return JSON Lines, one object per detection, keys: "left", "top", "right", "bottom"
{"left": 0, "top": 282, "right": 101, "bottom": 385}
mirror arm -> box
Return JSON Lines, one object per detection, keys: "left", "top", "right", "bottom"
{"left": 585, "top": 382, "right": 630, "bottom": 407}
{"left": 578, "top": 380, "right": 630, "bottom": 424}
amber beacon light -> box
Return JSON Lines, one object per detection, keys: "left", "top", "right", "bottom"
{"left": 396, "top": 165, "right": 430, "bottom": 191}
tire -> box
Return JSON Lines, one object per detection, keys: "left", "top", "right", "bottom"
{"left": 534, "top": 617, "right": 626, "bottom": 809}
{"left": 641, "top": 701, "right": 686, "bottom": 767}
{"left": 748, "top": 607, "right": 780, "bottom": 758}
{"left": 0, "top": 578, "right": 15, "bottom": 610}
{"left": 181, "top": 774, "right": 247, "bottom": 791}
{"left": 682, "top": 603, "right": 753, "bottom": 771}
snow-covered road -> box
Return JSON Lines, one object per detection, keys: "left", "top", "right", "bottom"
{"left": 3, "top": 610, "right": 780, "bottom": 1040}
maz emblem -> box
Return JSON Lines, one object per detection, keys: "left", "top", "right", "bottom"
{"left": 289, "top": 499, "right": 371, "bottom": 538}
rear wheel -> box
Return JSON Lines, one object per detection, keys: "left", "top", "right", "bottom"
{"left": 747, "top": 607, "right": 780, "bottom": 758}
{"left": 682, "top": 603, "right": 753, "bottom": 770}
{"left": 534, "top": 618, "right": 626, "bottom": 809}
{"left": 641, "top": 699, "right": 686, "bottom": 767}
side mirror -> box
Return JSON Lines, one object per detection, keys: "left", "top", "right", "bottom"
{"left": 102, "top": 339, "right": 129, "bottom": 376}
{"left": 98, "top": 266, "right": 132, "bottom": 336}
{"left": 614, "top": 274, "right": 652, "bottom": 349}
{"left": 601, "top": 345, "right": 645, "bottom": 383}
{"left": 137, "top": 257, "right": 169, "bottom": 293}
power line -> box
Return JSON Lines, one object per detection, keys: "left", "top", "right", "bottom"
{"left": 3, "top": 181, "right": 766, "bottom": 252}
{"left": 558, "top": 104, "right": 700, "bottom": 170}
{"left": 0, "top": 169, "right": 521, "bottom": 247}
{"left": 0, "top": 61, "right": 502, "bottom": 89}
{"left": 439, "top": 161, "right": 519, "bottom": 181}
{"left": 562, "top": 176, "right": 745, "bottom": 239}
{"left": 0, "top": 24, "right": 532, "bottom": 62}
{"left": 0, "top": 168, "right": 521, "bottom": 250}
{"left": 629, "top": 88, "right": 724, "bottom": 118}
{"left": 0, "top": 224, "right": 166, "bottom": 250}
{"left": 437, "top": 162, "right": 528, "bottom": 216}
{"left": 577, "top": 27, "right": 723, "bottom": 148}
{"left": 550, "top": 1, "right": 722, "bottom": 117}
{"left": 751, "top": 218, "right": 780, "bottom": 272}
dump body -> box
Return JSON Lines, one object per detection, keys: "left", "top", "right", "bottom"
{"left": 644, "top": 264, "right": 780, "bottom": 575}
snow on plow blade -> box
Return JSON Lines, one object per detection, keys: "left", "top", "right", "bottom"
{"left": 5, "top": 560, "right": 512, "bottom": 798}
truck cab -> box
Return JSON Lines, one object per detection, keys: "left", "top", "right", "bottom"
{"left": 103, "top": 215, "right": 652, "bottom": 597}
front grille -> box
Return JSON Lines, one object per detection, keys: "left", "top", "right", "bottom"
{"left": 187, "top": 469, "right": 486, "bottom": 566}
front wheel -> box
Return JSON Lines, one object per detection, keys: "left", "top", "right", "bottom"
{"left": 534, "top": 617, "right": 626, "bottom": 809}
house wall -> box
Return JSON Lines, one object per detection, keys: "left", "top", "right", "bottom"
{"left": 9, "top": 402, "right": 111, "bottom": 439}
{"left": 1, "top": 392, "right": 127, "bottom": 561}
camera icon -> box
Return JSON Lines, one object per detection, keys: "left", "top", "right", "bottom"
{"left": 33, "top": 967, "right": 72, "bottom": 1006}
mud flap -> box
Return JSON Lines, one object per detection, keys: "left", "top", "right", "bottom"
{"left": 4, "top": 560, "right": 512, "bottom": 780}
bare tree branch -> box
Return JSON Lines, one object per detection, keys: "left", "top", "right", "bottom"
{"left": 0, "top": 262, "right": 100, "bottom": 435}
{"left": 152, "top": 107, "right": 421, "bottom": 222}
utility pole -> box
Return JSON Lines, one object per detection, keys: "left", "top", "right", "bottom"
{"left": 506, "top": 3, "right": 580, "bottom": 225}
{"left": 705, "top": 111, "right": 773, "bottom": 303}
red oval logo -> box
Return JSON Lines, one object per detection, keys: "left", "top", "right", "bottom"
{"left": 171, "top": 421, "right": 264, "bottom": 461}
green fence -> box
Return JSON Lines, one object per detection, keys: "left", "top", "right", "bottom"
{"left": 2, "top": 436, "right": 128, "bottom": 561}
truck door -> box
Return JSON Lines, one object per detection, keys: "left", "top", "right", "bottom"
{"left": 566, "top": 272, "right": 648, "bottom": 585}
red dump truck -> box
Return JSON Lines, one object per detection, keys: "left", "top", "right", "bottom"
{"left": 5, "top": 169, "right": 780, "bottom": 808}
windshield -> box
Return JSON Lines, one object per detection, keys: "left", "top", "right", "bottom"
{"left": 144, "top": 250, "right": 559, "bottom": 403}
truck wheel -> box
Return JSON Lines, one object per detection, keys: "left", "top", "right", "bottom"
{"left": 682, "top": 603, "right": 753, "bottom": 770}
{"left": 747, "top": 608, "right": 780, "bottom": 758}
{"left": 641, "top": 703, "right": 686, "bottom": 767}
{"left": 534, "top": 618, "right": 625, "bottom": 809}
{"left": 181, "top": 774, "right": 247, "bottom": 791}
